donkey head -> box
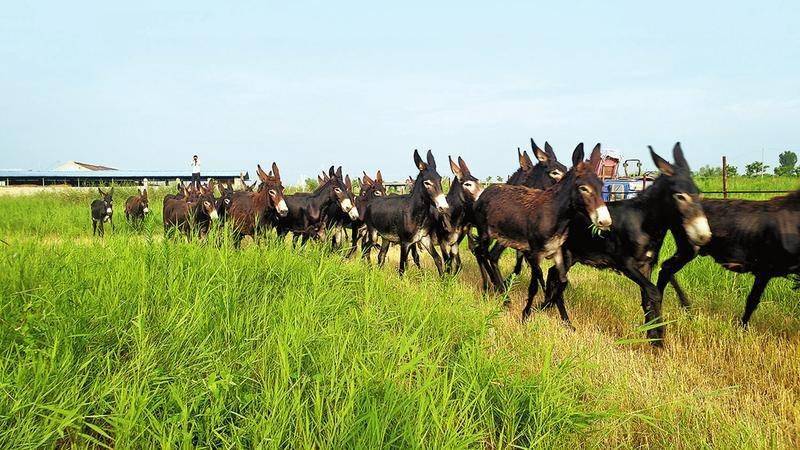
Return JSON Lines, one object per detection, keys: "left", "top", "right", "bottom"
{"left": 569, "top": 143, "right": 612, "bottom": 230}
{"left": 361, "top": 170, "right": 387, "bottom": 199}
{"left": 536, "top": 140, "right": 568, "bottom": 182}
{"left": 650, "top": 143, "right": 711, "bottom": 245}
{"left": 257, "top": 162, "right": 289, "bottom": 217}
{"left": 197, "top": 183, "right": 219, "bottom": 222}
{"left": 324, "top": 166, "right": 360, "bottom": 220}
{"left": 98, "top": 188, "right": 114, "bottom": 217}
{"left": 449, "top": 155, "right": 483, "bottom": 202}
{"left": 413, "top": 149, "right": 449, "bottom": 214}
{"left": 509, "top": 139, "right": 568, "bottom": 187}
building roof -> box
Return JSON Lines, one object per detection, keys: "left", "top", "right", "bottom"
{"left": 55, "top": 161, "right": 118, "bottom": 171}
{"left": 0, "top": 170, "right": 249, "bottom": 180}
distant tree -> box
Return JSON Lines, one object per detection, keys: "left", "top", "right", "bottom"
{"left": 779, "top": 150, "right": 797, "bottom": 169}
{"left": 775, "top": 150, "right": 798, "bottom": 176}
{"left": 726, "top": 165, "right": 739, "bottom": 176}
{"left": 745, "top": 161, "right": 770, "bottom": 177}
{"left": 696, "top": 165, "right": 722, "bottom": 177}
{"left": 495, "top": 176, "right": 504, "bottom": 183}
{"left": 304, "top": 177, "right": 319, "bottom": 191}
{"left": 485, "top": 176, "right": 493, "bottom": 184}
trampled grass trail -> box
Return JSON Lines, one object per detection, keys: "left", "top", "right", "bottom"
{"left": 0, "top": 186, "right": 798, "bottom": 448}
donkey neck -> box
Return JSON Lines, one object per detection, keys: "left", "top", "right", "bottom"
{"left": 631, "top": 177, "right": 680, "bottom": 226}
{"left": 308, "top": 181, "right": 339, "bottom": 210}
{"left": 409, "top": 176, "right": 434, "bottom": 217}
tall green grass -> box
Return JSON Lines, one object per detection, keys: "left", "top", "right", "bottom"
{"left": 1, "top": 184, "right": 798, "bottom": 448}
{"left": 0, "top": 190, "right": 599, "bottom": 448}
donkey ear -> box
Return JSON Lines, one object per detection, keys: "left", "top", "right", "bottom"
{"left": 449, "top": 155, "right": 463, "bottom": 180}
{"left": 544, "top": 142, "right": 557, "bottom": 160}
{"left": 336, "top": 166, "right": 343, "bottom": 179}
{"left": 376, "top": 170, "right": 383, "bottom": 184}
{"left": 362, "top": 171, "right": 374, "bottom": 186}
{"left": 426, "top": 149, "right": 436, "bottom": 169}
{"left": 530, "top": 139, "right": 548, "bottom": 163}
{"left": 98, "top": 187, "right": 104, "bottom": 195}
{"left": 109, "top": 187, "right": 114, "bottom": 196}
{"left": 533, "top": 145, "right": 549, "bottom": 163}
{"left": 672, "top": 142, "right": 690, "bottom": 171}
{"left": 588, "top": 143, "right": 602, "bottom": 168}
{"left": 257, "top": 164, "right": 268, "bottom": 182}
{"left": 328, "top": 165, "right": 335, "bottom": 177}
{"left": 649, "top": 146, "right": 675, "bottom": 176}
{"left": 345, "top": 174, "right": 352, "bottom": 190}
{"left": 458, "top": 156, "right": 471, "bottom": 177}
{"left": 414, "top": 149, "right": 427, "bottom": 171}
{"left": 317, "top": 175, "right": 324, "bottom": 184}
{"left": 271, "top": 162, "right": 281, "bottom": 180}
{"left": 571, "top": 143, "right": 586, "bottom": 167}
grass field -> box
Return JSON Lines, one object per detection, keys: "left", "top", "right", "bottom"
{"left": 1, "top": 178, "right": 799, "bottom": 448}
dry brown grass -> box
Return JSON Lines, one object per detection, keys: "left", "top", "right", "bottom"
{"left": 377, "top": 245, "right": 800, "bottom": 448}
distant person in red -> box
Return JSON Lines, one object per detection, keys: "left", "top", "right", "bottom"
{"left": 190, "top": 155, "right": 201, "bottom": 189}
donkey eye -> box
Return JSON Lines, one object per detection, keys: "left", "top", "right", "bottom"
{"left": 269, "top": 189, "right": 277, "bottom": 196}
{"left": 423, "top": 180, "right": 433, "bottom": 188}
{"left": 674, "top": 193, "right": 689, "bottom": 202}
{"left": 334, "top": 188, "right": 342, "bottom": 193}
{"left": 578, "top": 185, "right": 591, "bottom": 194}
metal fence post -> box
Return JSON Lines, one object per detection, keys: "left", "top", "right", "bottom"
{"left": 722, "top": 156, "right": 728, "bottom": 199}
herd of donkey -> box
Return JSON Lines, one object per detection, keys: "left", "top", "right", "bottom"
{"left": 88, "top": 140, "right": 800, "bottom": 346}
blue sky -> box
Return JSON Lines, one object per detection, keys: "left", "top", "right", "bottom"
{"left": 1, "top": 1, "right": 798, "bottom": 183}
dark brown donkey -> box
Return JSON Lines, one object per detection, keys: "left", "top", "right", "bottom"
{"left": 362, "top": 150, "right": 450, "bottom": 276}
{"left": 227, "top": 163, "right": 289, "bottom": 246}
{"left": 163, "top": 183, "right": 219, "bottom": 240}
{"left": 429, "top": 156, "right": 484, "bottom": 274}
{"left": 542, "top": 144, "right": 711, "bottom": 344}
{"left": 490, "top": 139, "right": 569, "bottom": 278}
{"left": 125, "top": 187, "right": 150, "bottom": 227}
{"left": 471, "top": 143, "right": 611, "bottom": 320}
{"left": 91, "top": 188, "right": 114, "bottom": 237}
{"left": 344, "top": 171, "right": 388, "bottom": 257}
{"left": 657, "top": 190, "right": 800, "bottom": 327}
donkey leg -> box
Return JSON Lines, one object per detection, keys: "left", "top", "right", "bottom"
{"left": 377, "top": 240, "right": 390, "bottom": 267}
{"left": 419, "top": 235, "right": 444, "bottom": 276}
{"left": 398, "top": 242, "right": 410, "bottom": 276}
{"left": 656, "top": 245, "right": 697, "bottom": 309}
{"left": 92, "top": 220, "right": 97, "bottom": 236}
{"left": 521, "top": 256, "right": 542, "bottom": 321}
{"left": 622, "top": 261, "right": 665, "bottom": 346}
{"left": 513, "top": 251, "right": 526, "bottom": 276}
{"left": 741, "top": 275, "right": 771, "bottom": 327}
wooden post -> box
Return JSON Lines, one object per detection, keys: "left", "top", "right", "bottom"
{"left": 722, "top": 156, "right": 728, "bottom": 199}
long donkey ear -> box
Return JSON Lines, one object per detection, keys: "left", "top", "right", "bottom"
{"left": 588, "top": 143, "right": 602, "bottom": 169}
{"left": 376, "top": 170, "right": 383, "bottom": 184}
{"left": 449, "top": 155, "right": 463, "bottom": 180}
{"left": 345, "top": 174, "right": 352, "bottom": 191}
{"left": 426, "top": 149, "right": 436, "bottom": 169}
{"left": 109, "top": 187, "right": 114, "bottom": 197}
{"left": 328, "top": 165, "right": 335, "bottom": 177}
{"left": 672, "top": 142, "right": 690, "bottom": 171}
{"left": 256, "top": 164, "right": 266, "bottom": 182}
{"left": 571, "top": 143, "right": 586, "bottom": 167}
{"left": 336, "top": 166, "right": 343, "bottom": 179}
{"left": 98, "top": 187, "right": 104, "bottom": 196}
{"left": 545, "top": 142, "right": 558, "bottom": 160}
{"left": 362, "top": 171, "right": 374, "bottom": 186}
{"left": 458, "top": 156, "right": 471, "bottom": 178}
{"left": 271, "top": 162, "right": 281, "bottom": 180}
{"left": 317, "top": 175, "right": 324, "bottom": 185}
{"left": 413, "top": 149, "right": 427, "bottom": 171}
{"left": 649, "top": 146, "right": 675, "bottom": 176}
{"left": 530, "top": 139, "right": 549, "bottom": 164}
{"left": 518, "top": 148, "right": 531, "bottom": 170}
